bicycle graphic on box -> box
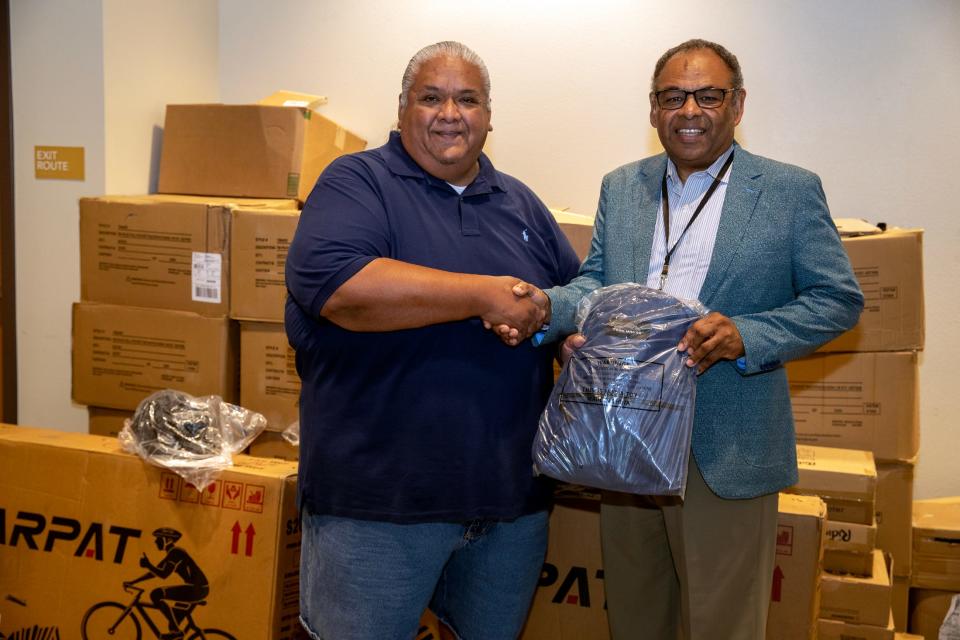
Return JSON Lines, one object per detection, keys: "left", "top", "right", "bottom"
{"left": 80, "top": 527, "right": 236, "bottom": 640}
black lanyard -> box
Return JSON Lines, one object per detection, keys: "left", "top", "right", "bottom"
{"left": 657, "top": 151, "right": 735, "bottom": 290}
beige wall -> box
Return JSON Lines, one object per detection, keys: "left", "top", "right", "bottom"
{"left": 10, "top": 0, "right": 219, "bottom": 430}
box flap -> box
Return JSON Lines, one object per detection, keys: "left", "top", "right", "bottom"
{"left": 259, "top": 90, "right": 328, "bottom": 111}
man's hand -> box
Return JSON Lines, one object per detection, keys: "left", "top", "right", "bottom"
{"left": 483, "top": 280, "right": 550, "bottom": 346}
{"left": 479, "top": 278, "right": 548, "bottom": 346}
{"left": 677, "top": 312, "right": 744, "bottom": 374}
{"left": 558, "top": 333, "right": 586, "bottom": 366}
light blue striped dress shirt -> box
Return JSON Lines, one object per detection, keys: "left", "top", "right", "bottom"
{"left": 645, "top": 145, "right": 735, "bottom": 302}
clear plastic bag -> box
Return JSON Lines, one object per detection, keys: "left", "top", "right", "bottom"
{"left": 533, "top": 283, "right": 707, "bottom": 496}
{"left": 119, "top": 389, "right": 267, "bottom": 489}
{"left": 281, "top": 420, "right": 300, "bottom": 447}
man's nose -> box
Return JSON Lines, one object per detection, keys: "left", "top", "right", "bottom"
{"left": 438, "top": 97, "right": 460, "bottom": 120}
{"left": 679, "top": 93, "right": 703, "bottom": 116}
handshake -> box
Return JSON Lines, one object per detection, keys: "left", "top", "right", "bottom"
{"left": 480, "top": 278, "right": 551, "bottom": 347}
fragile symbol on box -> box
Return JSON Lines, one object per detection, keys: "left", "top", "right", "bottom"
{"left": 776, "top": 525, "right": 794, "bottom": 556}
{"left": 222, "top": 481, "right": 244, "bottom": 510}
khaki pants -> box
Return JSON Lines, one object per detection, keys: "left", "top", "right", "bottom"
{"left": 600, "top": 458, "right": 778, "bottom": 640}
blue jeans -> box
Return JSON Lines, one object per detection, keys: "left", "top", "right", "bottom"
{"left": 299, "top": 508, "right": 548, "bottom": 640}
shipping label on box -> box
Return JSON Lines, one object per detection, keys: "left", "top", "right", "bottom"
{"left": 231, "top": 209, "right": 300, "bottom": 322}
{"left": 72, "top": 302, "right": 238, "bottom": 411}
{"left": 819, "top": 229, "right": 924, "bottom": 353}
{"left": 820, "top": 550, "right": 892, "bottom": 626}
{"left": 0, "top": 425, "right": 305, "bottom": 639}
{"left": 767, "top": 493, "right": 827, "bottom": 640}
{"left": 788, "top": 445, "right": 877, "bottom": 525}
{"left": 787, "top": 352, "right": 919, "bottom": 462}
{"left": 80, "top": 194, "right": 298, "bottom": 317}
{"left": 877, "top": 461, "right": 914, "bottom": 579}
{"left": 521, "top": 499, "right": 609, "bottom": 640}
{"left": 240, "top": 322, "right": 301, "bottom": 433}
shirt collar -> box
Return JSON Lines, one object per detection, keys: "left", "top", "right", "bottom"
{"left": 380, "top": 131, "right": 506, "bottom": 195}
{"left": 666, "top": 142, "right": 737, "bottom": 190}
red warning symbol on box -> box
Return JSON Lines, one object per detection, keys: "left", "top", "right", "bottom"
{"left": 159, "top": 472, "right": 180, "bottom": 500}
{"left": 775, "top": 525, "right": 794, "bottom": 556}
{"left": 201, "top": 480, "right": 222, "bottom": 507}
{"left": 222, "top": 481, "right": 244, "bottom": 510}
{"left": 179, "top": 483, "right": 200, "bottom": 503}
{"left": 243, "top": 484, "right": 265, "bottom": 513}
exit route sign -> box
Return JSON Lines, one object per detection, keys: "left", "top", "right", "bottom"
{"left": 35, "top": 145, "right": 84, "bottom": 180}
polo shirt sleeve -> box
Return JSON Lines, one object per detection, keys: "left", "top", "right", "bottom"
{"left": 286, "top": 155, "right": 391, "bottom": 319}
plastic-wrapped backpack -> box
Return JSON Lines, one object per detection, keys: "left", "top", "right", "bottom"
{"left": 533, "top": 283, "right": 707, "bottom": 496}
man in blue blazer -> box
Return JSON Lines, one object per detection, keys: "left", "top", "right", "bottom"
{"left": 532, "top": 39, "right": 863, "bottom": 638}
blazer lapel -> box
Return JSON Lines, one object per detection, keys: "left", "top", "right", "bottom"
{"left": 630, "top": 155, "right": 667, "bottom": 284}
{"left": 699, "top": 147, "right": 762, "bottom": 304}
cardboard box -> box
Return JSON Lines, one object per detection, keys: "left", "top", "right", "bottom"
{"left": 240, "top": 322, "right": 300, "bottom": 433}
{"left": 789, "top": 445, "right": 878, "bottom": 525}
{"left": 821, "top": 550, "right": 893, "bottom": 626}
{"left": 908, "top": 588, "right": 959, "bottom": 639}
{"left": 0, "top": 425, "right": 304, "bottom": 639}
{"left": 521, "top": 498, "right": 609, "bottom": 640}
{"left": 819, "top": 229, "right": 924, "bottom": 353}
{"left": 818, "top": 611, "right": 895, "bottom": 640}
{"left": 230, "top": 208, "right": 300, "bottom": 322}
{"left": 248, "top": 430, "right": 299, "bottom": 462}
{"left": 80, "top": 195, "right": 298, "bottom": 317}
{"left": 787, "top": 352, "right": 919, "bottom": 462}
{"left": 87, "top": 406, "right": 132, "bottom": 437}
{"left": 891, "top": 576, "right": 909, "bottom": 631}
{"left": 550, "top": 209, "right": 594, "bottom": 262}
{"left": 767, "top": 493, "right": 827, "bottom": 640}
{"left": 825, "top": 549, "right": 876, "bottom": 578}
{"left": 912, "top": 498, "right": 960, "bottom": 591}
{"left": 72, "top": 302, "right": 238, "bottom": 411}
{"left": 826, "top": 516, "right": 878, "bottom": 554}
{"left": 878, "top": 461, "right": 915, "bottom": 579}
{"left": 158, "top": 103, "right": 366, "bottom": 202}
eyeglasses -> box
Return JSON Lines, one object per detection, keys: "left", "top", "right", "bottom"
{"left": 653, "top": 88, "right": 738, "bottom": 110}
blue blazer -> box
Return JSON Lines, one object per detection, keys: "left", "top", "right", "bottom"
{"left": 543, "top": 144, "right": 864, "bottom": 499}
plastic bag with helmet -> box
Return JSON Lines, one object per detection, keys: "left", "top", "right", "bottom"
{"left": 533, "top": 283, "right": 706, "bottom": 496}
{"left": 119, "top": 389, "right": 267, "bottom": 488}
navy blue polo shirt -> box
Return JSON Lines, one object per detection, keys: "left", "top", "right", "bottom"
{"left": 285, "top": 132, "right": 581, "bottom": 523}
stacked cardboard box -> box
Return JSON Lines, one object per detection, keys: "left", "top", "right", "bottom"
{"left": 0, "top": 425, "right": 304, "bottom": 639}
{"left": 784, "top": 444, "right": 900, "bottom": 635}
{"left": 231, "top": 209, "right": 303, "bottom": 459}
{"left": 786, "top": 227, "right": 924, "bottom": 632}
{"left": 73, "top": 194, "right": 297, "bottom": 417}
{"left": 907, "top": 498, "right": 960, "bottom": 638}
{"left": 766, "top": 493, "right": 828, "bottom": 640}
{"left": 73, "top": 97, "right": 365, "bottom": 457}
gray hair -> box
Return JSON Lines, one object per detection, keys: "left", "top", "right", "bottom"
{"left": 399, "top": 41, "right": 491, "bottom": 110}
{"left": 651, "top": 39, "right": 744, "bottom": 91}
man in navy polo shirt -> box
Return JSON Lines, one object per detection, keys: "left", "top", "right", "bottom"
{"left": 285, "top": 41, "right": 580, "bottom": 640}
